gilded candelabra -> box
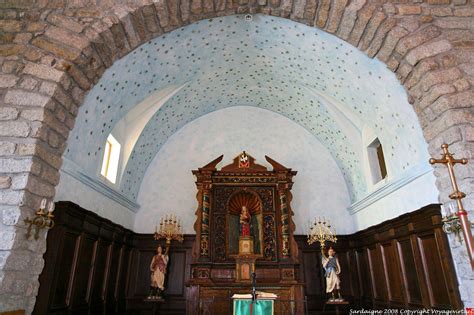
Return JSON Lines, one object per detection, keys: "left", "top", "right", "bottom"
{"left": 430, "top": 143, "right": 473, "bottom": 269}
{"left": 307, "top": 216, "right": 337, "bottom": 249}
{"left": 154, "top": 214, "right": 184, "bottom": 251}
{"left": 25, "top": 198, "right": 55, "bottom": 240}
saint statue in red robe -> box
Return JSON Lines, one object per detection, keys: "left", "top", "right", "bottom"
{"left": 240, "top": 206, "right": 251, "bottom": 237}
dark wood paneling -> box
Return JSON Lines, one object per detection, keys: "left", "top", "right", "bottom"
{"left": 167, "top": 251, "right": 186, "bottom": 295}
{"left": 398, "top": 238, "right": 423, "bottom": 306}
{"left": 36, "top": 202, "right": 462, "bottom": 314}
{"left": 357, "top": 248, "right": 373, "bottom": 300}
{"left": 301, "top": 251, "right": 322, "bottom": 296}
{"left": 34, "top": 202, "right": 134, "bottom": 315}
{"left": 50, "top": 231, "right": 79, "bottom": 310}
{"left": 370, "top": 245, "right": 388, "bottom": 302}
{"left": 418, "top": 233, "right": 452, "bottom": 308}
{"left": 381, "top": 241, "right": 403, "bottom": 305}
{"left": 72, "top": 235, "right": 96, "bottom": 307}
{"left": 295, "top": 204, "right": 463, "bottom": 312}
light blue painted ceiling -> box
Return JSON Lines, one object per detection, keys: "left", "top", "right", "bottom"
{"left": 64, "top": 14, "right": 430, "bottom": 203}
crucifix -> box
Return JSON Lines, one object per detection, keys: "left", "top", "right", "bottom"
{"left": 430, "top": 143, "right": 474, "bottom": 269}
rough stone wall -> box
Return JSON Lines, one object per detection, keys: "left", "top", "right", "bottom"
{"left": 0, "top": 0, "right": 472, "bottom": 312}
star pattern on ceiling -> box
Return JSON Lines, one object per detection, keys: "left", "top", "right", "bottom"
{"left": 65, "top": 14, "right": 429, "bottom": 202}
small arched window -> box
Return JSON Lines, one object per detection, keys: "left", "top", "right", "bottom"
{"left": 100, "top": 134, "right": 121, "bottom": 184}
{"left": 368, "top": 138, "right": 387, "bottom": 184}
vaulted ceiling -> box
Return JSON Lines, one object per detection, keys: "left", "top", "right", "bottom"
{"left": 64, "top": 14, "right": 430, "bottom": 203}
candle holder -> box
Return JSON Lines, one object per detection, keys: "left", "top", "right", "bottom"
{"left": 307, "top": 216, "right": 337, "bottom": 249}
{"left": 25, "top": 198, "right": 55, "bottom": 240}
{"left": 441, "top": 201, "right": 463, "bottom": 243}
{"left": 154, "top": 214, "right": 184, "bottom": 251}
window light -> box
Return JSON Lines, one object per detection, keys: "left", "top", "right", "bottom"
{"left": 101, "top": 134, "right": 121, "bottom": 184}
{"left": 368, "top": 138, "right": 387, "bottom": 184}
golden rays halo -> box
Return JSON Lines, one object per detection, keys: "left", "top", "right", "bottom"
{"left": 228, "top": 191, "right": 262, "bottom": 215}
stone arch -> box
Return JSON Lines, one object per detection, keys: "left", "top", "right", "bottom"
{"left": 0, "top": 0, "right": 472, "bottom": 312}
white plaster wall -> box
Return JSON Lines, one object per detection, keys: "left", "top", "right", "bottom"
{"left": 55, "top": 171, "right": 135, "bottom": 229}
{"left": 134, "top": 106, "right": 354, "bottom": 235}
{"left": 351, "top": 170, "right": 439, "bottom": 231}
{"left": 55, "top": 105, "right": 439, "bottom": 235}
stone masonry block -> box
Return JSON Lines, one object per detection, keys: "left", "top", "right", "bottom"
{"left": 13, "top": 33, "right": 33, "bottom": 44}
{"left": 0, "top": 107, "right": 19, "bottom": 121}
{"left": 0, "top": 230, "right": 16, "bottom": 250}
{"left": 32, "top": 37, "right": 81, "bottom": 61}
{"left": 2, "top": 251, "right": 32, "bottom": 271}
{"left": 0, "top": 142, "right": 16, "bottom": 156}
{"left": 20, "top": 108, "right": 46, "bottom": 122}
{"left": 0, "top": 121, "right": 30, "bottom": 137}
{"left": 0, "top": 176, "right": 12, "bottom": 189}
{"left": 19, "top": 77, "right": 39, "bottom": 90}
{"left": 0, "top": 20, "right": 21, "bottom": 32}
{"left": 0, "top": 74, "right": 19, "bottom": 88}
{"left": 396, "top": 25, "right": 441, "bottom": 56}
{"left": 397, "top": 5, "right": 422, "bottom": 15}
{"left": 4, "top": 90, "right": 52, "bottom": 108}
{"left": 0, "top": 158, "right": 37, "bottom": 174}
{"left": 22, "top": 174, "right": 56, "bottom": 198}
{"left": 406, "top": 39, "right": 452, "bottom": 66}
{"left": 47, "top": 13, "right": 85, "bottom": 33}
{"left": 22, "top": 62, "right": 64, "bottom": 83}
{"left": 2, "top": 207, "right": 21, "bottom": 226}
{"left": 45, "top": 27, "right": 90, "bottom": 51}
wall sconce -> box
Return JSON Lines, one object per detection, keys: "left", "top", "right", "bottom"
{"left": 25, "top": 198, "right": 55, "bottom": 240}
{"left": 441, "top": 201, "right": 463, "bottom": 243}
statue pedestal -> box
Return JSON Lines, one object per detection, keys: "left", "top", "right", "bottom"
{"left": 233, "top": 236, "right": 258, "bottom": 282}
{"left": 238, "top": 236, "right": 254, "bottom": 255}
{"left": 231, "top": 254, "right": 260, "bottom": 282}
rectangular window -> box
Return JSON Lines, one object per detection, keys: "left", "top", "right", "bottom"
{"left": 368, "top": 138, "right": 388, "bottom": 184}
{"left": 101, "top": 134, "right": 121, "bottom": 184}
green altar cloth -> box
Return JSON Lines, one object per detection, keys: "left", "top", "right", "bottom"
{"left": 233, "top": 299, "right": 274, "bottom": 315}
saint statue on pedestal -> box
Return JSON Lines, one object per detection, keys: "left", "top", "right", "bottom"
{"left": 149, "top": 245, "right": 169, "bottom": 300}
{"left": 321, "top": 247, "right": 343, "bottom": 301}
{"left": 227, "top": 192, "right": 262, "bottom": 256}
{"left": 240, "top": 206, "right": 251, "bottom": 237}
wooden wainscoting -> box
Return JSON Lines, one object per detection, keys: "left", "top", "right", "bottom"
{"left": 34, "top": 202, "right": 194, "bottom": 315}
{"left": 34, "top": 201, "right": 134, "bottom": 315}
{"left": 35, "top": 203, "right": 462, "bottom": 314}
{"left": 296, "top": 204, "right": 463, "bottom": 311}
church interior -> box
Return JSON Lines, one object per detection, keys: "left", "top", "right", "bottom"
{"left": 0, "top": 0, "right": 473, "bottom": 314}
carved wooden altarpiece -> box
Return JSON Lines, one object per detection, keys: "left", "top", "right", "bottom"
{"left": 186, "top": 152, "right": 304, "bottom": 315}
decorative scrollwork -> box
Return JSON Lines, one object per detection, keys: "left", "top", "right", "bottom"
{"left": 213, "top": 177, "right": 277, "bottom": 184}
{"left": 254, "top": 187, "right": 274, "bottom": 212}
{"left": 213, "top": 215, "right": 226, "bottom": 261}
{"left": 263, "top": 214, "right": 276, "bottom": 261}
{"left": 193, "top": 267, "right": 210, "bottom": 279}
{"left": 281, "top": 268, "right": 295, "bottom": 280}
{"left": 213, "top": 186, "right": 236, "bottom": 213}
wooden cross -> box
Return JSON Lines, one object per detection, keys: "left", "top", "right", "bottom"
{"left": 430, "top": 143, "right": 473, "bottom": 269}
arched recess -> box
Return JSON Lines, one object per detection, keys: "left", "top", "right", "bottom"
{"left": 0, "top": 0, "right": 473, "bottom": 312}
